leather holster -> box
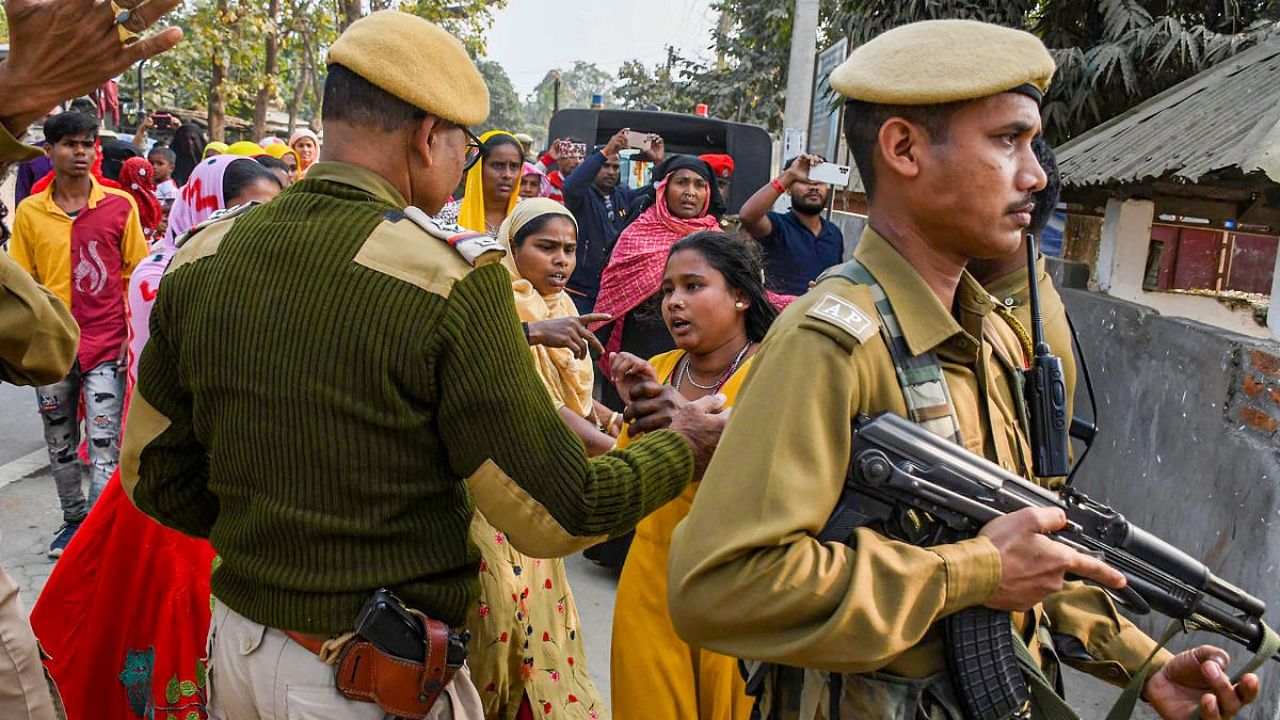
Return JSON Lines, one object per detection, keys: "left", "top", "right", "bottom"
{"left": 333, "top": 610, "right": 459, "bottom": 720}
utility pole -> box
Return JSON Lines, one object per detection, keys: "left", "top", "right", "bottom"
{"left": 716, "top": 9, "right": 730, "bottom": 69}
{"left": 782, "top": 0, "right": 819, "bottom": 161}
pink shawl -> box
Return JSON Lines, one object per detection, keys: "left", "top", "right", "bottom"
{"left": 590, "top": 178, "right": 720, "bottom": 358}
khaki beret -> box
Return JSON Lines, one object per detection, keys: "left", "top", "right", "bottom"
{"left": 831, "top": 19, "right": 1055, "bottom": 105}
{"left": 327, "top": 10, "right": 489, "bottom": 127}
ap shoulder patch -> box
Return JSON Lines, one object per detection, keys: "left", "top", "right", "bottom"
{"left": 401, "top": 206, "right": 506, "bottom": 267}
{"left": 805, "top": 293, "right": 879, "bottom": 344}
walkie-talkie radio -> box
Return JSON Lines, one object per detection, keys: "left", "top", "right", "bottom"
{"left": 1022, "top": 233, "right": 1071, "bottom": 477}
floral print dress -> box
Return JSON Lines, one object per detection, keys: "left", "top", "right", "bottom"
{"left": 467, "top": 513, "right": 608, "bottom": 719}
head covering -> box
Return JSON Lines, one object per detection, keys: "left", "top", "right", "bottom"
{"left": 458, "top": 130, "right": 521, "bottom": 235}
{"left": 497, "top": 198, "right": 592, "bottom": 417}
{"left": 128, "top": 155, "right": 253, "bottom": 390}
{"left": 521, "top": 162, "right": 552, "bottom": 198}
{"left": 118, "top": 156, "right": 162, "bottom": 234}
{"left": 590, "top": 163, "right": 722, "bottom": 359}
{"left": 101, "top": 139, "right": 141, "bottom": 182}
{"left": 288, "top": 128, "right": 319, "bottom": 147}
{"left": 264, "top": 143, "right": 300, "bottom": 166}
{"left": 225, "top": 141, "right": 266, "bottom": 157}
{"left": 259, "top": 136, "right": 285, "bottom": 147}
{"left": 288, "top": 128, "right": 320, "bottom": 174}
{"left": 326, "top": 10, "right": 489, "bottom": 126}
{"left": 831, "top": 20, "right": 1055, "bottom": 105}
{"left": 171, "top": 123, "right": 209, "bottom": 186}
{"left": 700, "top": 153, "right": 734, "bottom": 179}
{"left": 202, "top": 141, "right": 228, "bottom": 159}
{"left": 162, "top": 155, "right": 252, "bottom": 252}
{"left": 625, "top": 154, "right": 726, "bottom": 226}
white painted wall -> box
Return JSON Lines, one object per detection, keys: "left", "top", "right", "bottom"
{"left": 1097, "top": 197, "right": 1272, "bottom": 340}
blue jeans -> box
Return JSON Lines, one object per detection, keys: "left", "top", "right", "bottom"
{"left": 34, "top": 360, "right": 124, "bottom": 523}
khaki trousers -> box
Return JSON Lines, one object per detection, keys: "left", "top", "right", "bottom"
{"left": 208, "top": 599, "right": 483, "bottom": 720}
{"left": 0, "top": 533, "right": 64, "bottom": 720}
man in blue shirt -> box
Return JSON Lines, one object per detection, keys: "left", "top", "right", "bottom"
{"left": 739, "top": 154, "right": 844, "bottom": 295}
{"left": 562, "top": 127, "right": 664, "bottom": 314}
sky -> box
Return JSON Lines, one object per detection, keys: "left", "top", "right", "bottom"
{"left": 485, "top": 0, "right": 719, "bottom": 98}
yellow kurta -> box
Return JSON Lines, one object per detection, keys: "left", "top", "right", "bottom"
{"left": 611, "top": 350, "right": 754, "bottom": 720}
{"left": 468, "top": 515, "right": 607, "bottom": 720}
{"left": 468, "top": 201, "right": 608, "bottom": 719}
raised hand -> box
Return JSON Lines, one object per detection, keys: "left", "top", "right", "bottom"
{"left": 0, "top": 0, "right": 184, "bottom": 135}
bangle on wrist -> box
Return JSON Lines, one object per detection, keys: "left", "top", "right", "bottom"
{"left": 521, "top": 322, "right": 532, "bottom": 343}
{"left": 770, "top": 177, "right": 786, "bottom": 194}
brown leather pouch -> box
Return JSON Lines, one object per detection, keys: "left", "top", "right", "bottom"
{"left": 334, "top": 612, "right": 458, "bottom": 720}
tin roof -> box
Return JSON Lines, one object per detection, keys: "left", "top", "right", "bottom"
{"left": 1056, "top": 38, "right": 1280, "bottom": 189}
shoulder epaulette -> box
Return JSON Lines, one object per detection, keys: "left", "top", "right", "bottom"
{"left": 173, "top": 202, "right": 259, "bottom": 249}
{"left": 401, "top": 206, "right": 506, "bottom": 267}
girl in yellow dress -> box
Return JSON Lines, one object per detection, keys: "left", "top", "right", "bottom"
{"left": 467, "top": 198, "right": 621, "bottom": 720}
{"left": 609, "top": 231, "right": 779, "bottom": 719}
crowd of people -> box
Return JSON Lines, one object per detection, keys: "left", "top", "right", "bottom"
{"left": 0, "top": 3, "right": 1263, "bottom": 720}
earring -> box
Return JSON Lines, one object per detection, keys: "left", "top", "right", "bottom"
{"left": 735, "top": 301, "right": 745, "bottom": 309}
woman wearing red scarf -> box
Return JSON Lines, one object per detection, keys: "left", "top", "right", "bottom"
{"left": 117, "top": 156, "right": 164, "bottom": 245}
{"left": 591, "top": 156, "right": 724, "bottom": 371}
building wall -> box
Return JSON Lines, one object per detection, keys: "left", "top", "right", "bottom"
{"left": 1060, "top": 285, "right": 1280, "bottom": 712}
{"left": 1094, "top": 198, "right": 1271, "bottom": 339}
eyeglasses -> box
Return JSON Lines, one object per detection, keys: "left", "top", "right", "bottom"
{"left": 463, "top": 127, "right": 484, "bottom": 172}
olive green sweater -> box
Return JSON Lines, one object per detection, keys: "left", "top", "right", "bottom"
{"left": 126, "top": 163, "right": 693, "bottom": 633}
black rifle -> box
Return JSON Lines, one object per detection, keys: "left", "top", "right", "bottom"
{"left": 835, "top": 412, "right": 1277, "bottom": 720}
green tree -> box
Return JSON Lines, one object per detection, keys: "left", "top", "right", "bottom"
{"left": 523, "top": 61, "right": 617, "bottom": 137}
{"left": 338, "top": 0, "right": 508, "bottom": 54}
{"left": 676, "top": 0, "right": 845, "bottom": 132}
{"left": 615, "top": 46, "right": 699, "bottom": 113}
{"left": 134, "top": 0, "right": 503, "bottom": 140}
{"left": 476, "top": 60, "right": 525, "bottom": 135}
{"left": 835, "top": 0, "right": 1280, "bottom": 144}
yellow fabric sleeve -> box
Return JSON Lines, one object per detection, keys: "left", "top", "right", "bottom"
{"left": 119, "top": 202, "right": 150, "bottom": 287}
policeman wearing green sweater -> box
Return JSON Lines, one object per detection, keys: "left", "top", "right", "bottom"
{"left": 119, "top": 11, "right": 724, "bottom": 720}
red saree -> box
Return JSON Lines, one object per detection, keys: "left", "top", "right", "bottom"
{"left": 29, "top": 473, "right": 217, "bottom": 720}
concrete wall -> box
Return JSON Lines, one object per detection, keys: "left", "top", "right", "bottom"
{"left": 1060, "top": 285, "right": 1280, "bottom": 713}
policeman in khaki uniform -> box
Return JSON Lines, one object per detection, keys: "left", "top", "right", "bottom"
{"left": 0, "top": 91, "right": 81, "bottom": 720}
{"left": 667, "top": 20, "right": 1260, "bottom": 720}
{"left": 970, "top": 137, "right": 1077, "bottom": 461}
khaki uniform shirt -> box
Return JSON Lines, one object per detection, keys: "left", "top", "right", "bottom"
{"left": 984, "top": 256, "right": 1078, "bottom": 428}
{"left": 668, "top": 229, "right": 1167, "bottom": 689}
{"left": 0, "top": 123, "right": 78, "bottom": 387}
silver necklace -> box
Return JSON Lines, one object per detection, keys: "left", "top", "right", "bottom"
{"left": 677, "top": 341, "right": 752, "bottom": 392}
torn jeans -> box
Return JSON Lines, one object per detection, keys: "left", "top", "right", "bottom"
{"left": 34, "top": 360, "right": 124, "bottom": 523}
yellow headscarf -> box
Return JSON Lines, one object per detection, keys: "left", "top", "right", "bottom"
{"left": 459, "top": 130, "right": 521, "bottom": 235}
{"left": 264, "top": 143, "right": 299, "bottom": 165}
{"left": 225, "top": 141, "right": 266, "bottom": 157}
{"left": 497, "top": 198, "right": 592, "bottom": 418}
{"left": 203, "top": 141, "right": 228, "bottom": 158}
